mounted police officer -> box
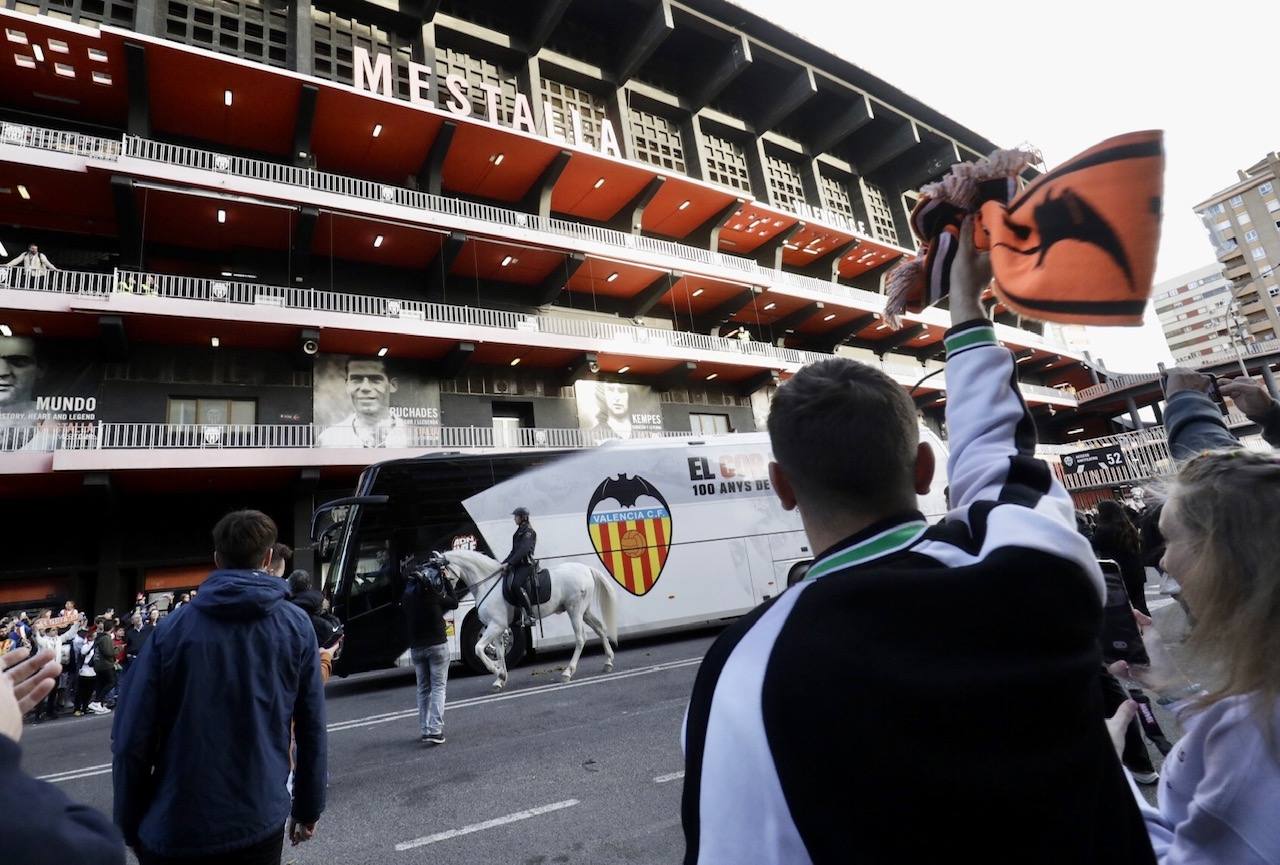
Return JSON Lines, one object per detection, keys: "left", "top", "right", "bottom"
{"left": 501, "top": 507, "right": 537, "bottom": 626}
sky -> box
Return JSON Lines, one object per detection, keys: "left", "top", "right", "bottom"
{"left": 738, "top": 0, "right": 1275, "bottom": 371}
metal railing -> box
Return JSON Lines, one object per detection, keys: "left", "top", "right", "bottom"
{"left": 0, "top": 422, "right": 705, "bottom": 453}
{"left": 1078, "top": 337, "right": 1280, "bottom": 402}
{"left": 0, "top": 266, "right": 113, "bottom": 294}
{"left": 1038, "top": 425, "right": 1272, "bottom": 491}
{"left": 0, "top": 121, "right": 121, "bottom": 160}
{"left": 2, "top": 264, "right": 1079, "bottom": 408}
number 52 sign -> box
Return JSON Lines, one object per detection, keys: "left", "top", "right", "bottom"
{"left": 1061, "top": 445, "right": 1127, "bottom": 475}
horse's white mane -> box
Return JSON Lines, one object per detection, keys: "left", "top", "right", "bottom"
{"left": 439, "top": 548, "right": 500, "bottom": 583}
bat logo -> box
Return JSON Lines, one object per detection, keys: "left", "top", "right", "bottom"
{"left": 586, "top": 473, "right": 672, "bottom": 597}
{"left": 1001, "top": 188, "right": 1135, "bottom": 290}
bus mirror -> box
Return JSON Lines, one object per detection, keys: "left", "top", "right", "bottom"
{"left": 317, "top": 523, "right": 342, "bottom": 563}
{"left": 310, "top": 495, "right": 389, "bottom": 543}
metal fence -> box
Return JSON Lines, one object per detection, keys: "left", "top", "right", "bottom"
{"left": 0, "top": 422, "right": 707, "bottom": 453}
{"left": 1038, "top": 425, "right": 1272, "bottom": 491}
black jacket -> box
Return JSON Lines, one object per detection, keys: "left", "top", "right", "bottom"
{"left": 123, "top": 626, "right": 148, "bottom": 657}
{"left": 289, "top": 589, "right": 337, "bottom": 647}
{"left": 503, "top": 523, "right": 537, "bottom": 567}
{"left": 402, "top": 578, "right": 459, "bottom": 649}
{"left": 0, "top": 737, "right": 125, "bottom": 864}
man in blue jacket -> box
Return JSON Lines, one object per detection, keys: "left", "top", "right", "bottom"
{"left": 112, "top": 510, "right": 327, "bottom": 864}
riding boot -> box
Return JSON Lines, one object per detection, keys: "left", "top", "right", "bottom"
{"left": 519, "top": 588, "right": 535, "bottom": 628}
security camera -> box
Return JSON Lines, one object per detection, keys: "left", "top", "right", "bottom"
{"left": 302, "top": 339, "right": 319, "bottom": 356}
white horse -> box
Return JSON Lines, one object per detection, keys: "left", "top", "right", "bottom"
{"left": 433, "top": 549, "right": 617, "bottom": 689}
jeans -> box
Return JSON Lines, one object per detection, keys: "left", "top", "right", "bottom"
{"left": 411, "top": 643, "right": 450, "bottom": 736}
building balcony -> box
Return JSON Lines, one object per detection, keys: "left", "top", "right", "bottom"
{"left": 0, "top": 265, "right": 1078, "bottom": 408}
{"left": 0, "top": 119, "right": 1073, "bottom": 365}
{"left": 0, "top": 421, "right": 706, "bottom": 472}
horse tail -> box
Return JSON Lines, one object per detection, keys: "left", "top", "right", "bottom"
{"left": 590, "top": 568, "right": 618, "bottom": 646}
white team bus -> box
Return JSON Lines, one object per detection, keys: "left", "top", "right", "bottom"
{"left": 313, "top": 430, "right": 949, "bottom": 676}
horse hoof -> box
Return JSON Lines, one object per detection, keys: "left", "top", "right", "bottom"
{"left": 492, "top": 680, "right": 505, "bottom": 691}
{"left": 560, "top": 671, "right": 573, "bottom": 683}
{"left": 603, "top": 663, "right": 614, "bottom": 673}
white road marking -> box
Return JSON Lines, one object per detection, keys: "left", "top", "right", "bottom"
{"left": 327, "top": 656, "right": 702, "bottom": 732}
{"left": 37, "top": 763, "right": 112, "bottom": 782}
{"left": 394, "top": 799, "right": 580, "bottom": 851}
{"left": 40, "top": 656, "right": 704, "bottom": 782}
{"left": 653, "top": 771, "right": 685, "bottom": 784}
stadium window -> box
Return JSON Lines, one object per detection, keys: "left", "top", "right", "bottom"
{"left": 1260, "top": 182, "right": 1274, "bottom": 195}
{"left": 1246, "top": 229, "right": 1259, "bottom": 242}
{"left": 690, "top": 413, "right": 731, "bottom": 435}
{"left": 1230, "top": 195, "right": 1244, "bottom": 207}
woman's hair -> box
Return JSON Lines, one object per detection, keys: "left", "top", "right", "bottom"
{"left": 1092, "top": 499, "right": 1139, "bottom": 554}
{"left": 1168, "top": 450, "right": 1280, "bottom": 725}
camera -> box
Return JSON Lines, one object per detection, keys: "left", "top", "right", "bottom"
{"left": 1160, "top": 369, "right": 1228, "bottom": 416}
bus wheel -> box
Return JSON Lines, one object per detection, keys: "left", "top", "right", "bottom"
{"left": 460, "top": 612, "right": 528, "bottom": 675}
{"left": 786, "top": 561, "right": 812, "bottom": 587}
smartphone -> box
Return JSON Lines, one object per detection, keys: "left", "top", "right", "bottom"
{"left": 1099, "top": 559, "right": 1150, "bottom": 665}
{"left": 1160, "top": 370, "right": 1228, "bottom": 416}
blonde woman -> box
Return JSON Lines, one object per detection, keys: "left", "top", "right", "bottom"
{"left": 1109, "top": 370, "right": 1280, "bottom": 864}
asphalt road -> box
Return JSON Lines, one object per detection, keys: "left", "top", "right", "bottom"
{"left": 23, "top": 629, "right": 718, "bottom": 865}
{"left": 21, "top": 584, "right": 1199, "bottom": 864}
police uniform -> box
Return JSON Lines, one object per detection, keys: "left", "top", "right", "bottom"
{"left": 503, "top": 513, "right": 537, "bottom": 620}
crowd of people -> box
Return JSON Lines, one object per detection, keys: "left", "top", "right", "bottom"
{"left": 3, "top": 220, "right": 1279, "bottom": 863}
{"left": 1, "top": 596, "right": 177, "bottom": 721}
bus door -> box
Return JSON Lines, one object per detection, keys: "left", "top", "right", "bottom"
{"left": 338, "top": 534, "right": 402, "bottom": 670}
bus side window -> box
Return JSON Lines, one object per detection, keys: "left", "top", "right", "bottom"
{"left": 346, "top": 538, "right": 397, "bottom": 620}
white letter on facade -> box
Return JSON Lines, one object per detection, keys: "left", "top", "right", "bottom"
{"left": 599, "top": 118, "right": 622, "bottom": 159}
{"left": 354, "top": 46, "right": 392, "bottom": 98}
{"left": 445, "top": 74, "right": 472, "bottom": 116}
{"left": 512, "top": 93, "right": 538, "bottom": 135}
{"left": 408, "top": 60, "right": 433, "bottom": 107}
{"left": 479, "top": 83, "right": 503, "bottom": 125}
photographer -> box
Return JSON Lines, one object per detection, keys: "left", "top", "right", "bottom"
{"left": 402, "top": 556, "right": 457, "bottom": 746}
{"left": 1164, "top": 369, "right": 1280, "bottom": 459}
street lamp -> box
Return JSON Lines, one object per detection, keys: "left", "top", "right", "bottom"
{"left": 1211, "top": 296, "right": 1252, "bottom": 377}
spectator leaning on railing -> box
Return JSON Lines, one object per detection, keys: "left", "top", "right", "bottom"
{"left": 4, "top": 244, "right": 57, "bottom": 281}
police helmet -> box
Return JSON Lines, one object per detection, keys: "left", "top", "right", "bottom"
{"left": 512, "top": 506, "right": 530, "bottom": 518}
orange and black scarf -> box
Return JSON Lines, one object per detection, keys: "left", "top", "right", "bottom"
{"left": 886, "top": 130, "right": 1164, "bottom": 327}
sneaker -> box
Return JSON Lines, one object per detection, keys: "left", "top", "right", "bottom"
{"left": 423, "top": 733, "right": 446, "bottom": 746}
{"left": 1131, "top": 770, "right": 1159, "bottom": 785}
{"left": 88, "top": 703, "right": 110, "bottom": 715}
{"left": 73, "top": 710, "right": 83, "bottom": 717}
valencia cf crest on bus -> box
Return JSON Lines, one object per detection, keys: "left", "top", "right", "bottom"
{"left": 586, "top": 473, "right": 672, "bottom": 596}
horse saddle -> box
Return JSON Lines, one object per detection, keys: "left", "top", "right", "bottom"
{"left": 503, "top": 564, "right": 552, "bottom": 607}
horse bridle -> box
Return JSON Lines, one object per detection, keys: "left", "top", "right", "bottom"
{"left": 433, "top": 552, "right": 504, "bottom": 602}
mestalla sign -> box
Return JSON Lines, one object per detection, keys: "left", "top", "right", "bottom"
{"left": 353, "top": 46, "right": 623, "bottom": 159}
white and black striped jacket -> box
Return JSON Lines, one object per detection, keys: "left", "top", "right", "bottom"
{"left": 681, "top": 320, "right": 1156, "bottom": 865}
